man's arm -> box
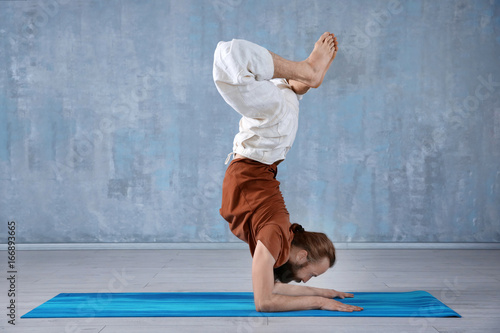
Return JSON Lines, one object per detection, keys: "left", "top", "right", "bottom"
{"left": 252, "top": 240, "right": 362, "bottom": 312}
{"left": 273, "top": 282, "right": 354, "bottom": 299}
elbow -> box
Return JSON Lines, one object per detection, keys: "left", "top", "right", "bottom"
{"left": 254, "top": 300, "right": 265, "bottom": 312}
{"left": 254, "top": 298, "right": 273, "bottom": 312}
{"left": 255, "top": 303, "right": 269, "bottom": 313}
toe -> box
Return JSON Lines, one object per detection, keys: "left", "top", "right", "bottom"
{"left": 320, "top": 32, "right": 330, "bottom": 42}
{"left": 328, "top": 38, "right": 335, "bottom": 49}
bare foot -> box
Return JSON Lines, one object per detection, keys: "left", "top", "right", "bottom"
{"left": 270, "top": 32, "right": 338, "bottom": 90}
{"left": 288, "top": 79, "right": 311, "bottom": 95}
{"left": 319, "top": 33, "right": 338, "bottom": 85}
{"left": 302, "top": 32, "right": 337, "bottom": 88}
{"left": 327, "top": 33, "right": 338, "bottom": 66}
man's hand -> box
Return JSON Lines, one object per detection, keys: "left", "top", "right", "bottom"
{"left": 320, "top": 298, "right": 363, "bottom": 312}
{"left": 319, "top": 288, "right": 362, "bottom": 312}
{"left": 319, "top": 288, "right": 354, "bottom": 299}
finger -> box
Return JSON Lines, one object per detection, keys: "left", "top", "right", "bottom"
{"left": 345, "top": 304, "right": 362, "bottom": 310}
{"left": 338, "top": 304, "right": 353, "bottom": 311}
{"left": 345, "top": 307, "right": 361, "bottom": 312}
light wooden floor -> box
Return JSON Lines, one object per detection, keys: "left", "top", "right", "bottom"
{"left": 2, "top": 249, "right": 499, "bottom": 332}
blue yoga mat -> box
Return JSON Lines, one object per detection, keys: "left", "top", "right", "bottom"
{"left": 22, "top": 291, "right": 460, "bottom": 318}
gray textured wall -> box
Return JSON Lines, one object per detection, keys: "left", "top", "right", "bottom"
{"left": 1, "top": 0, "right": 499, "bottom": 244}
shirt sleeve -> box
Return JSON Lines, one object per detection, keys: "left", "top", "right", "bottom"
{"left": 256, "top": 224, "right": 288, "bottom": 267}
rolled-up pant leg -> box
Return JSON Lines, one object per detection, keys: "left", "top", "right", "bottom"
{"left": 212, "top": 39, "right": 284, "bottom": 119}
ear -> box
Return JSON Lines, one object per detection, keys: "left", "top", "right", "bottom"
{"left": 297, "top": 249, "right": 308, "bottom": 263}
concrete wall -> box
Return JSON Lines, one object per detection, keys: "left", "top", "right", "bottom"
{"left": 1, "top": 0, "right": 499, "bottom": 244}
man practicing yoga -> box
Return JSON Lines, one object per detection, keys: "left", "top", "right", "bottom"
{"left": 214, "top": 33, "right": 363, "bottom": 313}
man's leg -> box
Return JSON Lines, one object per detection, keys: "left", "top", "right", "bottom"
{"left": 271, "top": 32, "right": 338, "bottom": 93}
{"left": 213, "top": 33, "right": 337, "bottom": 117}
{"left": 213, "top": 38, "right": 281, "bottom": 119}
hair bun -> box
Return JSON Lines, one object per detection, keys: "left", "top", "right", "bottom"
{"left": 291, "top": 223, "right": 305, "bottom": 234}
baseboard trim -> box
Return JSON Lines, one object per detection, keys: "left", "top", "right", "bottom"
{"left": 2, "top": 242, "right": 500, "bottom": 251}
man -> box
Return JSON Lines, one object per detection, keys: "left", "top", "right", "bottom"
{"left": 214, "top": 33, "right": 362, "bottom": 312}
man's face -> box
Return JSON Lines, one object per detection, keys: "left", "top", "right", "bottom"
{"left": 274, "top": 256, "right": 330, "bottom": 284}
{"left": 291, "top": 256, "right": 330, "bottom": 283}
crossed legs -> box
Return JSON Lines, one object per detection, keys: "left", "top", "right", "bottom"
{"left": 213, "top": 33, "right": 338, "bottom": 117}
{"left": 270, "top": 32, "right": 338, "bottom": 95}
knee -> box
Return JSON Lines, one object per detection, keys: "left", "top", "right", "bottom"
{"left": 215, "top": 40, "right": 232, "bottom": 58}
{"left": 213, "top": 39, "right": 251, "bottom": 84}
{"left": 215, "top": 39, "right": 247, "bottom": 64}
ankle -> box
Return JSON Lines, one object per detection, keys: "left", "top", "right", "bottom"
{"left": 300, "top": 60, "right": 322, "bottom": 88}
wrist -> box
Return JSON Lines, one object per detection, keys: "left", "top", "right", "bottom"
{"left": 316, "top": 296, "right": 327, "bottom": 310}
{"left": 314, "top": 287, "right": 329, "bottom": 298}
